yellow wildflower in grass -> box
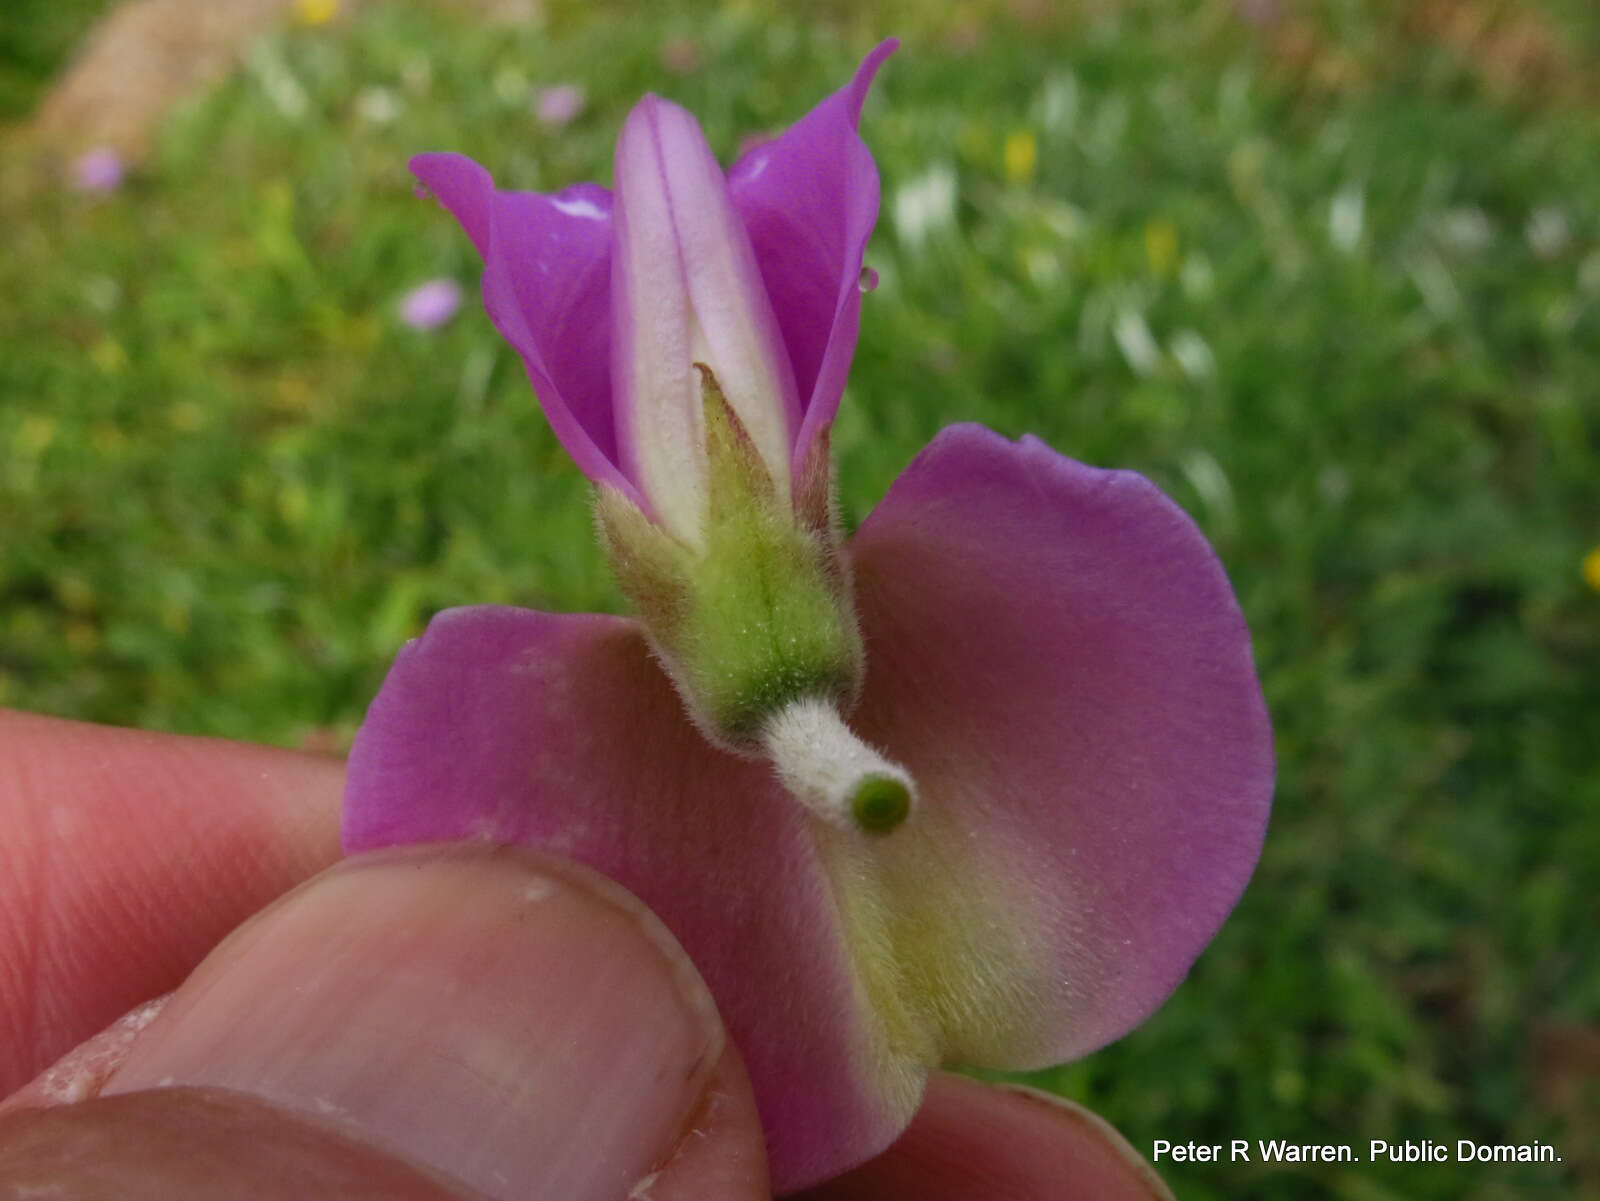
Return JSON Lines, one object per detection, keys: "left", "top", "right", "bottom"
{"left": 90, "top": 422, "right": 127, "bottom": 458}
{"left": 54, "top": 574, "right": 97, "bottom": 614}
{"left": 90, "top": 337, "right": 127, "bottom": 374}
{"left": 1003, "top": 129, "right": 1037, "bottom": 185}
{"left": 160, "top": 598, "right": 192, "bottom": 636}
{"left": 278, "top": 481, "right": 312, "bottom": 526}
{"left": 1583, "top": 547, "right": 1600, "bottom": 593}
{"left": 167, "top": 401, "right": 207, "bottom": 432}
{"left": 1145, "top": 217, "right": 1179, "bottom": 276}
{"left": 15, "top": 415, "right": 56, "bottom": 456}
{"left": 294, "top": 0, "right": 339, "bottom": 27}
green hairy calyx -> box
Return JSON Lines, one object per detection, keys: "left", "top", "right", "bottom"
{"left": 595, "top": 366, "right": 864, "bottom": 748}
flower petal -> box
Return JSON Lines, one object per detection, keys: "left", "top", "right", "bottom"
{"left": 793, "top": 1075, "right": 1174, "bottom": 1201}
{"left": 410, "top": 153, "right": 638, "bottom": 501}
{"left": 410, "top": 153, "right": 493, "bottom": 257}
{"left": 728, "top": 40, "right": 895, "bottom": 478}
{"left": 612, "top": 96, "right": 800, "bottom": 534}
{"left": 342, "top": 427, "right": 1273, "bottom": 1185}
{"left": 843, "top": 424, "right": 1274, "bottom": 1066}
{"left": 342, "top": 606, "right": 924, "bottom": 1191}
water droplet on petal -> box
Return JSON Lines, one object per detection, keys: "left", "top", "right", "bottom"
{"left": 859, "top": 266, "right": 879, "bottom": 293}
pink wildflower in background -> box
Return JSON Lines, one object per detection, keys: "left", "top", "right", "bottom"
{"left": 535, "top": 84, "right": 586, "bottom": 127}
{"left": 398, "top": 279, "right": 463, "bottom": 330}
{"left": 72, "top": 148, "right": 124, "bottom": 194}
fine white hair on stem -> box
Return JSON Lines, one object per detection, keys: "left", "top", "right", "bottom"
{"left": 761, "top": 697, "right": 915, "bottom": 835}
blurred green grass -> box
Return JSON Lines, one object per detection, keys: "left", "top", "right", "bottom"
{"left": 0, "top": 0, "right": 115, "bottom": 120}
{"left": 2, "top": 1, "right": 1598, "bottom": 1198}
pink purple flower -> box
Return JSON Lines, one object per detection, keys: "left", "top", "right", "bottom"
{"left": 398, "top": 278, "right": 463, "bottom": 330}
{"left": 535, "top": 83, "right": 586, "bottom": 127}
{"left": 350, "top": 42, "right": 1273, "bottom": 1192}
{"left": 72, "top": 147, "right": 124, "bottom": 194}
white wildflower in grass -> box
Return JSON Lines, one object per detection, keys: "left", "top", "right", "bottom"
{"left": 245, "top": 42, "right": 308, "bottom": 120}
{"left": 1181, "top": 252, "right": 1216, "bottom": 300}
{"left": 1170, "top": 329, "right": 1216, "bottom": 380}
{"left": 1328, "top": 183, "right": 1364, "bottom": 253}
{"left": 1180, "top": 448, "right": 1237, "bottom": 535}
{"left": 1526, "top": 207, "right": 1571, "bottom": 259}
{"left": 356, "top": 86, "right": 401, "bottom": 125}
{"left": 1317, "top": 463, "right": 1351, "bottom": 504}
{"left": 401, "top": 56, "right": 432, "bottom": 94}
{"left": 1037, "top": 72, "right": 1079, "bottom": 131}
{"left": 83, "top": 276, "right": 121, "bottom": 313}
{"left": 1039, "top": 199, "right": 1086, "bottom": 243}
{"left": 1436, "top": 207, "right": 1494, "bottom": 254}
{"left": 1113, "top": 309, "right": 1162, "bottom": 376}
{"left": 1407, "top": 253, "right": 1460, "bottom": 319}
{"left": 892, "top": 163, "right": 958, "bottom": 248}
{"left": 1021, "top": 245, "right": 1063, "bottom": 289}
{"left": 493, "top": 66, "right": 529, "bottom": 105}
{"left": 1579, "top": 250, "right": 1600, "bottom": 295}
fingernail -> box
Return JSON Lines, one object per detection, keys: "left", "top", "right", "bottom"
{"left": 105, "top": 847, "right": 724, "bottom": 1201}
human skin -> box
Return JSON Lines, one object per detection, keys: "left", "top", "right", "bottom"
{"left": 0, "top": 709, "right": 1169, "bottom": 1199}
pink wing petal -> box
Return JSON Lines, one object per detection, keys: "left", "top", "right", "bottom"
{"left": 342, "top": 607, "right": 923, "bottom": 1191}
{"left": 845, "top": 424, "right": 1275, "bottom": 1065}
{"left": 410, "top": 154, "right": 638, "bottom": 500}
{"left": 342, "top": 425, "right": 1272, "bottom": 1184}
{"left": 728, "top": 41, "right": 895, "bottom": 477}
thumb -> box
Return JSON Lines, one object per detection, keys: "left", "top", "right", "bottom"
{"left": 0, "top": 846, "right": 768, "bottom": 1201}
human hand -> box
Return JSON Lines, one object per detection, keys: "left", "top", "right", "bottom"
{"left": 0, "top": 710, "right": 1169, "bottom": 1199}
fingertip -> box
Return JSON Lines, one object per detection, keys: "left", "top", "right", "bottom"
{"left": 0, "top": 1088, "right": 477, "bottom": 1200}
{"left": 0, "top": 712, "right": 343, "bottom": 1096}
{"left": 792, "top": 1072, "right": 1172, "bottom": 1201}
{"left": 643, "top": 1046, "right": 770, "bottom": 1201}
{"left": 101, "top": 847, "right": 728, "bottom": 1201}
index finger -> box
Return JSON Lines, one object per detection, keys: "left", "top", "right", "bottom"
{"left": 0, "top": 710, "right": 343, "bottom": 1094}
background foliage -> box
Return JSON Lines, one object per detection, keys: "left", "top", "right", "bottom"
{"left": 2, "top": 1, "right": 1597, "bottom": 1197}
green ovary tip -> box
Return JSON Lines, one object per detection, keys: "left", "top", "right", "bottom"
{"left": 760, "top": 696, "right": 917, "bottom": 836}
{"left": 851, "top": 774, "right": 911, "bottom": 834}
